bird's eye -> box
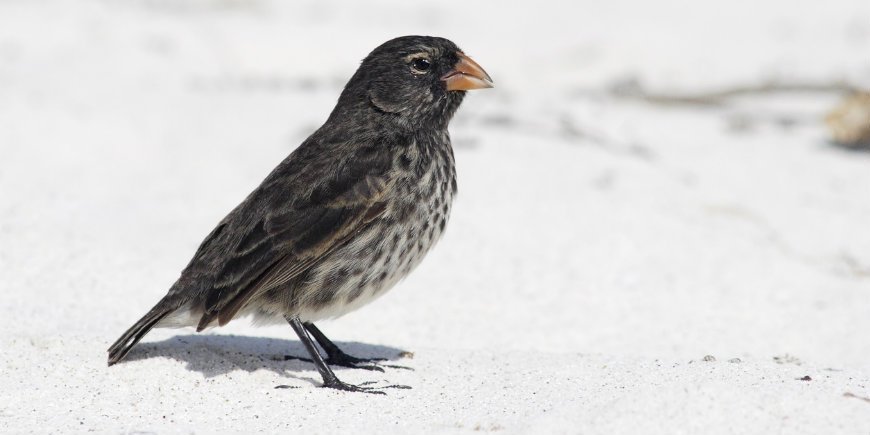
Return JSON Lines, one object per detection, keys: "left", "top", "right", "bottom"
{"left": 411, "top": 58, "right": 431, "bottom": 73}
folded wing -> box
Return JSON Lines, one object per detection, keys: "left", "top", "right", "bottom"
{"left": 171, "top": 142, "right": 395, "bottom": 330}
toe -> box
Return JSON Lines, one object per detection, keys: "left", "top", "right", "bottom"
{"left": 322, "top": 379, "right": 387, "bottom": 395}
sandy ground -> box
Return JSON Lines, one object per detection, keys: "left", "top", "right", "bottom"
{"left": 1, "top": 0, "right": 870, "bottom": 433}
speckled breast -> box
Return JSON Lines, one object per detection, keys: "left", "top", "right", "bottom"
{"left": 278, "top": 133, "right": 457, "bottom": 322}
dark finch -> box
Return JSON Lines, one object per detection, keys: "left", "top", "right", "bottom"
{"left": 107, "top": 36, "right": 493, "bottom": 393}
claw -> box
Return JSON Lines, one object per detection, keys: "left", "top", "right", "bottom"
{"left": 328, "top": 353, "right": 385, "bottom": 366}
{"left": 338, "top": 361, "right": 385, "bottom": 372}
{"left": 284, "top": 354, "right": 388, "bottom": 372}
{"left": 378, "top": 384, "right": 412, "bottom": 390}
{"left": 359, "top": 381, "right": 412, "bottom": 391}
{"left": 378, "top": 363, "right": 414, "bottom": 371}
{"left": 322, "top": 379, "right": 387, "bottom": 395}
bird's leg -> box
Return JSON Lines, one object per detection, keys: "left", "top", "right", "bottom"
{"left": 284, "top": 315, "right": 384, "bottom": 394}
{"left": 304, "top": 322, "right": 387, "bottom": 370}
{"left": 282, "top": 324, "right": 385, "bottom": 372}
{"left": 284, "top": 322, "right": 413, "bottom": 372}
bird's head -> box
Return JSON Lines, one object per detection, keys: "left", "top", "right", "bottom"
{"left": 334, "top": 35, "right": 493, "bottom": 130}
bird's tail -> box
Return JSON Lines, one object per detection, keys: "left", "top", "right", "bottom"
{"left": 107, "top": 301, "right": 172, "bottom": 366}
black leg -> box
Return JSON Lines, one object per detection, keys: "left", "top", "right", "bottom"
{"left": 304, "top": 322, "right": 387, "bottom": 371}
{"left": 284, "top": 315, "right": 384, "bottom": 394}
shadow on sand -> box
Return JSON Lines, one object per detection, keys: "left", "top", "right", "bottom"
{"left": 122, "top": 334, "right": 409, "bottom": 381}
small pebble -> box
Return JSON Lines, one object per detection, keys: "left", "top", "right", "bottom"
{"left": 826, "top": 92, "right": 870, "bottom": 148}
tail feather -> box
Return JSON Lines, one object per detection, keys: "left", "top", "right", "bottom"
{"left": 107, "top": 304, "right": 172, "bottom": 366}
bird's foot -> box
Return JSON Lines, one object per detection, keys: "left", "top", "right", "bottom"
{"left": 360, "top": 381, "right": 412, "bottom": 390}
{"left": 322, "top": 378, "right": 386, "bottom": 395}
{"left": 330, "top": 350, "right": 417, "bottom": 371}
{"left": 284, "top": 352, "right": 393, "bottom": 372}
{"left": 325, "top": 352, "right": 388, "bottom": 371}
{"left": 325, "top": 352, "right": 415, "bottom": 371}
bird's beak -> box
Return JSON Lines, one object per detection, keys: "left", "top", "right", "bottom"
{"left": 441, "top": 52, "right": 494, "bottom": 91}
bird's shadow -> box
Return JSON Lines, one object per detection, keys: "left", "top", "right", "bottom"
{"left": 122, "top": 334, "right": 409, "bottom": 381}
{"left": 828, "top": 140, "right": 870, "bottom": 153}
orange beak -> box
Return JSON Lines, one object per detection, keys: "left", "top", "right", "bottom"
{"left": 441, "top": 52, "right": 494, "bottom": 91}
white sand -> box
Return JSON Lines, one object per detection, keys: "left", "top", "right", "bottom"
{"left": 2, "top": 0, "right": 870, "bottom": 433}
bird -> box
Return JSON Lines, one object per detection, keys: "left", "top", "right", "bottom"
{"left": 107, "top": 35, "right": 493, "bottom": 393}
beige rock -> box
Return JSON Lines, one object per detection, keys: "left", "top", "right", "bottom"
{"left": 826, "top": 92, "right": 870, "bottom": 147}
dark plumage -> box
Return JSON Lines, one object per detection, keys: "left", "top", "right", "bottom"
{"left": 107, "top": 35, "right": 492, "bottom": 393}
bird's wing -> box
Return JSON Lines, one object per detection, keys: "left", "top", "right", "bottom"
{"left": 183, "top": 142, "right": 395, "bottom": 330}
